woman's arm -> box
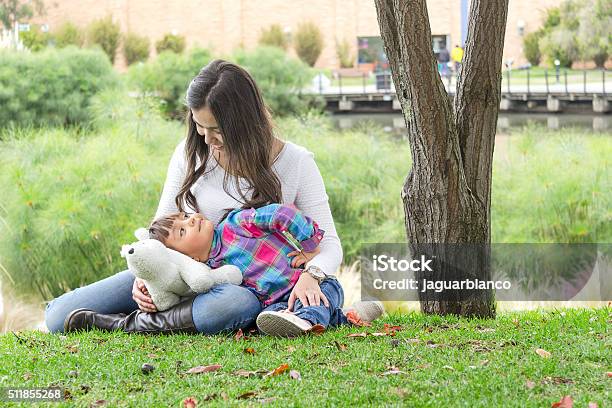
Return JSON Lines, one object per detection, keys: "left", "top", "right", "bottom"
{"left": 293, "top": 152, "right": 343, "bottom": 276}
{"left": 154, "top": 140, "right": 187, "bottom": 220}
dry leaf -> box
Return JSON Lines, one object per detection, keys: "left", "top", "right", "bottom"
{"left": 370, "top": 332, "right": 387, "bottom": 337}
{"left": 220, "top": 392, "right": 229, "bottom": 401}
{"left": 347, "top": 332, "right": 367, "bottom": 338}
{"left": 535, "top": 348, "right": 551, "bottom": 358}
{"left": 182, "top": 397, "right": 197, "bottom": 408}
{"left": 406, "top": 338, "right": 421, "bottom": 344}
{"left": 345, "top": 310, "right": 372, "bottom": 327}
{"left": 384, "top": 324, "right": 402, "bottom": 336}
{"left": 289, "top": 370, "right": 301, "bottom": 380}
{"left": 287, "top": 346, "right": 297, "bottom": 353}
{"left": 65, "top": 344, "right": 79, "bottom": 353}
{"left": 308, "top": 324, "right": 326, "bottom": 335}
{"left": 186, "top": 364, "right": 222, "bottom": 374}
{"left": 333, "top": 341, "right": 347, "bottom": 351}
{"left": 234, "top": 369, "right": 254, "bottom": 377}
{"left": 234, "top": 329, "right": 244, "bottom": 341}
{"left": 381, "top": 366, "right": 405, "bottom": 376}
{"left": 236, "top": 391, "right": 257, "bottom": 399}
{"left": 202, "top": 394, "right": 217, "bottom": 402}
{"left": 266, "top": 363, "right": 290, "bottom": 377}
{"left": 526, "top": 380, "right": 536, "bottom": 389}
{"left": 443, "top": 365, "right": 455, "bottom": 371}
{"left": 90, "top": 400, "right": 107, "bottom": 407}
{"left": 244, "top": 347, "right": 255, "bottom": 355}
{"left": 22, "top": 372, "right": 32, "bottom": 381}
{"left": 551, "top": 395, "right": 573, "bottom": 408}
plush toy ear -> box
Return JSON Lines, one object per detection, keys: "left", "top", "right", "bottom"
{"left": 134, "top": 228, "right": 149, "bottom": 241}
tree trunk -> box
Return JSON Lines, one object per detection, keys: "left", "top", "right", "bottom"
{"left": 374, "top": 0, "right": 508, "bottom": 317}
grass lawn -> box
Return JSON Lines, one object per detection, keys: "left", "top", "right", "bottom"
{"left": 0, "top": 308, "right": 609, "bottom": 407}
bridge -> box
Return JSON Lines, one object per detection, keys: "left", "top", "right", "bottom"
{"left": 310, "top": 69, "right": 610, "bottom": 114}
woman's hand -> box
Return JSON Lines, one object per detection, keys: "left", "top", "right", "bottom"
{"left": 287, "top": 272, "right": 330, "bottom": 311}
{"left": 288, "top": 247, "right": 321, "bottom": 268}
{"left": 132, "top": 278, "right": 157, "bottom": 313}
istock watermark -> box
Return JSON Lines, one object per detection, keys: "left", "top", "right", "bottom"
{"left": 360, "top": 243, "right": 611, "bottom": 302}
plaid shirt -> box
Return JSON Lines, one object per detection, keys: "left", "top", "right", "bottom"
{"left": 206, "top": 204, "right": 325, "bottom": 306}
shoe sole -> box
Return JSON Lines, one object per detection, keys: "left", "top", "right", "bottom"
{"left": 63, "top": 308, "right": 93, "bottom": 333}
{"left": 256, "top": 311, "right": 311, "bottom": 337}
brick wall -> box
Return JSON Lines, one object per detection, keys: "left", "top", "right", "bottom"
{"left": 34, "top": 0, "right": 560, "bottom": 70}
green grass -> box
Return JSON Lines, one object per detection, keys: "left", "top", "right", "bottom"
{"left": 0, "top": 308, "right": 609, "bottom": 406}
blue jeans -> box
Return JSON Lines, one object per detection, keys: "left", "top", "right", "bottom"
{"left": 45, "top": 270, "right": 260, "bottom": 334}
{"left": 45, "top": 270, "right": 348, "bottom": 334}
{"left": 261, "top": 277, "right": 349, "bottom": 327}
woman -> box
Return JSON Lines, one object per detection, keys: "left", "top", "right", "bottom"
{"left": 46, "top": 60, "right": 382, "bottom": 336}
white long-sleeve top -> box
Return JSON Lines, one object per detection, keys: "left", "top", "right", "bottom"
{"left": 155, "top": 139, "right": 343, "bottom": 276}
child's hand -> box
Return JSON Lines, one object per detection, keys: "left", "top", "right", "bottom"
{"left": 288, "top": 247, "right": 321, "bottom": 268}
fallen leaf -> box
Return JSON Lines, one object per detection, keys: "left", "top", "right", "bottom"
{"left": 551, "top": 395, "right": 573, "bottom": 408}
{"left": 80, "top": 384, "right": 90, "bottom": 394}
{"left": 480, "top": 360, "right": 490, "bottom": 366}
{"left": 23, "top": 372, "right": 32, "bottom": 381}
{"left": 381, "top": 366, "right": 406, "bottom": 376}
{"left": 370, "top": 332, "right": 387, "bottom": 337}
{"left": 333, "top": 341, "right": 347, "bottom": 351}
{"left": 182, "top": 397, "right": 197, "bottom": 408}
{"left": 536, "top": 348, "right": 551, "bottom": 358}
{"left": 308, "top": 324, "right": 326, "bottom": 335}
{"left": 259, "top": 397, "right": 277, "bottom": 404}
{"left": 147, "top": 353, "right": 158, "bottom": 359}
{"left": 389, "top": 339, "right": 400, "bottom": 347}
{"left": 424, "top": 326, "right": 433, "bottom": 333}
{"left": 236, "top": 391, "right": 257, "bottom": 399}
{"left": 289, "top": 370, "right": 301, "bottom": 380}
{"left": 90, "top": 400, "right": 106, "bottom": 407}
{"left": 220, "top": 392, "right": 229, "bottom": 401}
{"left": 202, "top": 394, "right": 217, "bottom": 401}
{"left": 244, "top": 347, "right": 255, "bottom": 355}
{"left": 234, "top": 369, "right": 254, "bottom": 377}
{"left": 526, "top": 380, "right": 536, "bottom": 389}
{"left": 68, "top": 370, "right": 79, "bottom": 377}
{"left": 235, "top": 329, "right": 244, "bottom": 341}
{"left": 186, "top": 364, "right": 222, "bottom": 374}
{"left": 65, "top": 344, "right": 79, "bottom": 353}
{"left": 442, "top": 365, "right": 455, "bottom": 371}
{"left": 347, "top": 332, "right": 367, "bottom": 338}
{"left": 543, "top": 376, "right": 573, "bottom": 385}
{"left": 287, "top": 346, "right": 297, "bottom": 353}
{"left": 406, "top": 338, "right": 421, "bottom": 344}
{"left": 265, "top": 363, "right": 290, "bottom": 377}
{"left": 345, "top": 310, "right": 372, "bottom": 326}
{"left": 384, "top": 324, "right": 402, "bottom": 336}
{"left": 588, "top": 403, "right": 598, "bottom": 408}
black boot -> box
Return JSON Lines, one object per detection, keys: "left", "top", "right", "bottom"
{"left": 63, "top": 298, "right": 198, "bottom": 334}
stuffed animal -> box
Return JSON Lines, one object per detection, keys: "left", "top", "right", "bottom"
{"left": 120, "top": 229, "right": 242, "bottom": 311}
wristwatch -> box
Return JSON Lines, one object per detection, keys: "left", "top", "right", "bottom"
{"left": 304, "top": 266, "right": 327, "bottom": 283}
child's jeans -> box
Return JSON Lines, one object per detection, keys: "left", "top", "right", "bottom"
{"left": 261, "top": 277, "right": 349, "bottom": 327}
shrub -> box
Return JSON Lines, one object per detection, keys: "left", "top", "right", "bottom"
{"left": 127, "top": 47, "right": 212, "bottom": 118}
{"left": 53, "top": 21, "right": 83, "bottom": 48}
{"left": 336, "top": 38, "right": 354, "bottom": 68}
{"left": 539, "top": 27, "right": 579, "bottom": 67}
{"left": 0, "top": 47, "right": 118, "bottom": 128}
{"left": 294, "top": 22, "right": 324, "bottom": 67}
{"left": 155, "top": 33, "right": 186, "bottom": 54}
{"left": 123, "top": 32, "right": 150, "bottom": 65}
{"left": 258, "top": 24, "right": 288, "bottom": 50}
{"left": 0, "top": 90, "right": 183, "bottom": 299}
{"left": 523, "top": 31, "right": 542, "bottom": 66}
{"left": 233, "top": 46, "right": 315, "bottom": 116}
{"left": 20, "top": 24, "right": 51, "bottom": 52}
{"left": 88, "top": 15, "right": 121, "bottom": 63}
{"left": 576, "top": 0, "right": 610, "bottom": 68}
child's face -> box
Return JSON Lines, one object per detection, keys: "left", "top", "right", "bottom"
{"left": 165, "top": 212, "right": 215, "bottom": 262}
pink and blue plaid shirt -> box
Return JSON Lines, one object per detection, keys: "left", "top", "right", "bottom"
{"left": 205, "top": 204, "right": 325, "bottom": 306}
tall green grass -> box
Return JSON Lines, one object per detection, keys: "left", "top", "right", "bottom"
{"left": 0, "top": 98, "right": 609, "bottom": 300}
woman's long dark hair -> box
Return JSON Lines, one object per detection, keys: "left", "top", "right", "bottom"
{"left": 176, "top": 60, "right": 282, "bottom": 213}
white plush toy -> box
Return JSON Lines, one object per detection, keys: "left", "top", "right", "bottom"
{"left": 120, "top": 228, "right": 242, "bottom": 311}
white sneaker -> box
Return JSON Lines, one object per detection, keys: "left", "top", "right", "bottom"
{"left": 342, "top": 301, "right": 385, "bottom": 325}
{"left": 256, "top": 311, "right": 313, "bottom": 337}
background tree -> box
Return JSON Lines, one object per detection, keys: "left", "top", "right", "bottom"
{"left": 155, "top": 33, "right": 186, "bottom": 54}
{"left": 538, "top": 1, "right": 580, "bottom": 67}
{"left": 53, "top": 21, "right": 83, "bottom": 48}
{"left": 374, "top": 0, "right": 509, "bottom": 317}
{"left": 0, "top": 0, "right": 44, "bottom": 30}
{"left": 336, "top": 38, "right": 354, "bottom": 68}
{"left": 293, "top": 21, "right": 324, "bottom": 67}
{"left": 123, "top": 32, "right": 150, "bottom": 65}
{"left": 576, "top": 0, "right": 611, "bottom": 68}
{"left": 88, "top": 15, "right": 121, "bottom": 64}
{"left": 258, "top": 24, "right": 288, "bottom": 50}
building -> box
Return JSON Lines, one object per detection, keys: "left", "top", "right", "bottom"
{"left": 33, "top": 0, "right": 559, "bottom": 70}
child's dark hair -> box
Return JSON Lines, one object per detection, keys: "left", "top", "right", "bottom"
{"left": 148, "top": 212, "right": 182, "bottom": 244}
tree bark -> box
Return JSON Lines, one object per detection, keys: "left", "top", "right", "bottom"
{"left": 374, "top": 0, "right": 508, "bottom": 317}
